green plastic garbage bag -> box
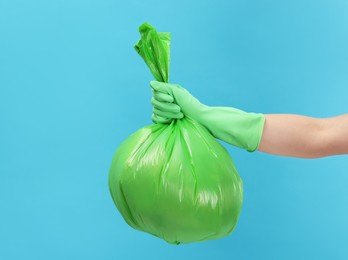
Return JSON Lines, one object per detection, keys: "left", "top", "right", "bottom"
{"left": 108, "top": 22, "right": 243, "bottom": 244}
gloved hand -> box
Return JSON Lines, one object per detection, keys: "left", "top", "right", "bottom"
{"left": 150, "top": 80, "right": 265, "bottom": 152}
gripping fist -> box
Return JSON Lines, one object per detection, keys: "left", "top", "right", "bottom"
{"left": 150, "top": 81, "right": 205, "bottom": 124}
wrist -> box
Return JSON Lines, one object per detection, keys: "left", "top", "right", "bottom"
{"left": 184, "top": 103, "right": 210, "bottom": 125}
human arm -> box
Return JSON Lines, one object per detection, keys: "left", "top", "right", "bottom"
{"left": 259, "top": 114, "right": 348, "bottom": 158}
{"left": 150, "top": 81, "right": 348, "bottom": 158}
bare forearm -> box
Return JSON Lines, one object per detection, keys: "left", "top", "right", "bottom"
{"left": 258, "top": 114, "right": 348, "bottom": 158}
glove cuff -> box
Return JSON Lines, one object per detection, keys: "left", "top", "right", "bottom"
{"left": 195, "top": 106, "right": 265, "bottom": 152}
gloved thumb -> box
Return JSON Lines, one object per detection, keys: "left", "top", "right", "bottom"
{"left": 150, "top": 80, "right": 174, "bottom": 96}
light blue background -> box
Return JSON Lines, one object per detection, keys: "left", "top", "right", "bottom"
{"left": 1, "top": 0, "right": 348, "bottom": 259}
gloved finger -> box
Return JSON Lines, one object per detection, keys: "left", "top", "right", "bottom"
{"left": 150, "top": 80, "right": 172, "bottom": 94}
{"left": 151, "top": 97, "right": 181, "bottom": 113}
{"left": 151, "top": 89, "right": 174, "bottom": 103}
{"left": 153, "top": 107, "right": 184, "bottom": 119}
{"left": 152, "top": 113, "right": 172, "bottom": 124}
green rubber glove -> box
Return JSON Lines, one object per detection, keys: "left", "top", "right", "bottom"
{"left": 150, "top": 80, "right": 265, "bottom": 152}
